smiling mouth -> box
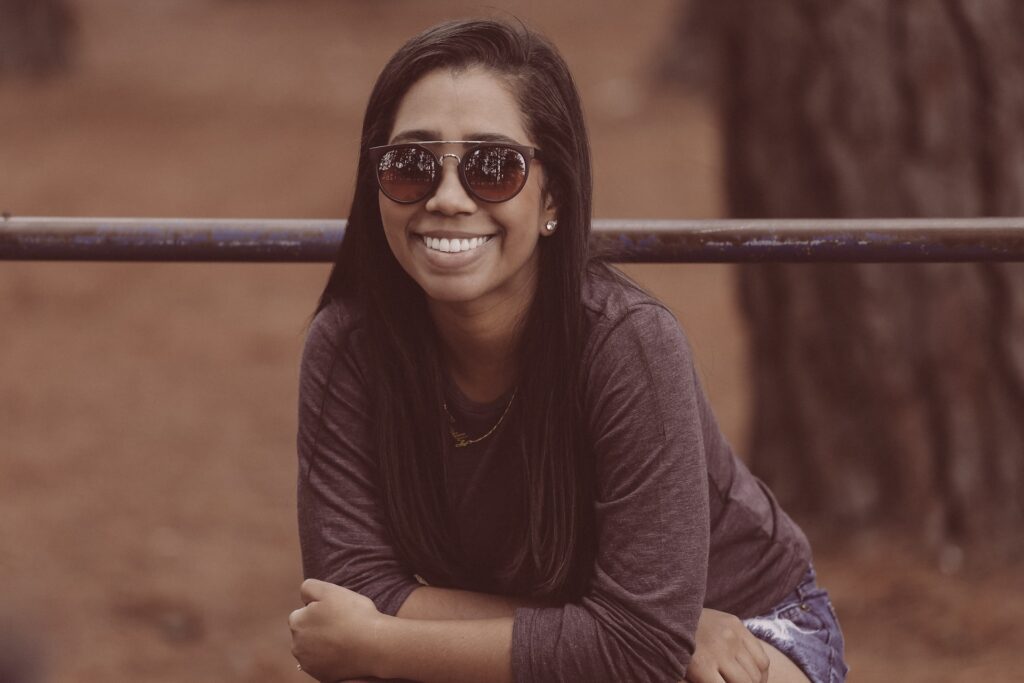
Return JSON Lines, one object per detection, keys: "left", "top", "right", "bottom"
{"left": 420, "top": 235, "right": 494, "bottom": 253}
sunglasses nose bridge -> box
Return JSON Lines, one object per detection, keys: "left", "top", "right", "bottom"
{"left": 433, "top": 152, "right": 465, "bottom": 191}
{"left": 437, "top": 152, "right": 462, "bottom": 167}
{"left": 427, "top": 151, "right": 476, "bottom": 210}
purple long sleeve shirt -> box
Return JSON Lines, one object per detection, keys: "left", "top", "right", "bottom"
{"left": 297, "top": 270, "right": 811, "bottom": 682}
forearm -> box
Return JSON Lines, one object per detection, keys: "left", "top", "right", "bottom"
{"left": 372, "top": 587, "right": 542, "bottom": 681}
{"left": 374, "top": 614, "right": 514, "bottom": 683}
{"left": 397, "top": 585, "right": 547, "bottom": 620}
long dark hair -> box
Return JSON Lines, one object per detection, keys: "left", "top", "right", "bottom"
{"left": 315, "top": 18, "right": 596, "bottom": 599}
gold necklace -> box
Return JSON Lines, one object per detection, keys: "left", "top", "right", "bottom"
{"left": 442, "top": 389, "right": 517, "bottom": 448}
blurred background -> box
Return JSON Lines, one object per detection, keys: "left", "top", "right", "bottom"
{"left": 1, "top": 1, "right": 1022, "bottom": 681}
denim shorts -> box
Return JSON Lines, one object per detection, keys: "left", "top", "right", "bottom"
{"left": 742, "top": 565, "right": 849, "bottom": 683}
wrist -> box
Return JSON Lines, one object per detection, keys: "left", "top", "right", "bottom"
{"left": 367, "top": 612, "right": 395, "bottom": 679}
{"left": 357, "top": 615, "right": 515, "bottom": 683}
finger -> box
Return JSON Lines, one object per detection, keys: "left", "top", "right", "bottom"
{"left": 718, "top": 658, "right": 756, "bottom": 683}
{"left": 733, "top": 650, "right": 762, "bottom": 683}
{"left": 288, "top": 607, "right": 304, "bottom": 631}
{"left": 684, "top": 656, "right": 727, "bottom": 683}
{"left": 742, "top": 637, "right": 771, "bottom": 679}
{"left": 299, "top": 578, "right": 326, "bottom": 604}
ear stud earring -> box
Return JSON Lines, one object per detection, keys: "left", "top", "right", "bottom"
{"left": 544, "top": 220, "right": 558, "bottom": 232}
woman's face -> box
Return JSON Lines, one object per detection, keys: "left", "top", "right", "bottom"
{"left": 379, "top": 66, "right": 556, "bottom": 312}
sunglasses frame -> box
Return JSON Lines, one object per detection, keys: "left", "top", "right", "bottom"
{"left": 368, "top": 140, "right": 539, "bottom": 204}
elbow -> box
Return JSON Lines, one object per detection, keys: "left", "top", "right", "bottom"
{"left": 515, "top": 600, "right": 694, "bottom": 682}
{"left": 587, "top": 612, "right": 692, "bottom": 682}
{"left": 617, "top": 633, "right": 691, "bottom": 682}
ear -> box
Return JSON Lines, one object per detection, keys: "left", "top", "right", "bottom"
{"left": 538, "top": 193, "right": 558, "bottom": 238}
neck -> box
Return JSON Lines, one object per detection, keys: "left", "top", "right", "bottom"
{"left": 428, "top": 278, "right": 535, "bottom": 404}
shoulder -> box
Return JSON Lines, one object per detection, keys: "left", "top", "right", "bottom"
{"left": 306, "top": 293, "right": 368, "bottom": 352}
{"left": 580, "top": 265, "right": 699, "bottom": 429}
{"left": 301, "top": 293, "right": 372, "bottom": 387}
{"left": 581, "top": 263, "right": 690, "bottom": 362}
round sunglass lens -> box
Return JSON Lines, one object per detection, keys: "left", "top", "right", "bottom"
{"left": 463, "top": 146, "right": 527, "bottom": 202}
{"left": 377, "top": 147, "right": 437, "bottom": 202}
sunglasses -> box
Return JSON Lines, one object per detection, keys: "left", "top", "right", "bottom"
{"left": 368, "top": 141, "right": 539, "bottom": 204}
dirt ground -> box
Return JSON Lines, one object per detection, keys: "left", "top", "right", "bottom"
{"left": 2, "top": 1, "right": 1022, "bottom": 681}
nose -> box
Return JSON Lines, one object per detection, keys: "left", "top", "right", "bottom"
{"left": 424, "top": 154, "right": 477, "bottom": 216}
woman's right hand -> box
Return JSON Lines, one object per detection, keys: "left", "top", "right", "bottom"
{"left": 684, "top": 607, "right": 770, "bottom": 683}
{"left": 290, "top": 579, "right": 385, "bottom": 682}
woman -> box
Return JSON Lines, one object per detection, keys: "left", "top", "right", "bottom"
{"left": 289, "top": 18, "right": 847, "bottom": 683}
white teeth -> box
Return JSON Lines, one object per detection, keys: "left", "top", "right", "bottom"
{"left": 421, "top": 235, "right": 491, "bottom": 253}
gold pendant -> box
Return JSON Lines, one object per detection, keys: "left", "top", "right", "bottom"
{"left": 443, "top": 389, "right": 516, "bottom": 449}
{"left": 450, "top": 428, "right": 472, "bottom": 448}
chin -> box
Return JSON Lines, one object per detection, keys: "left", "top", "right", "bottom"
{"left": 418, "top": 277, "right": 486, "bottom": 305}
{"left": 422, "top": 285, "right": 484, "bottom": 304}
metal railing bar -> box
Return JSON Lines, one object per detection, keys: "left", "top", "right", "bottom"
{"left": 3, "top": 216, "right": 1024, "bottom": 263}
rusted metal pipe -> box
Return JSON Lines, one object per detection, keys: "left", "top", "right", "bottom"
{"left": 3, "top": 215, "right": 1024, "bottom": 263}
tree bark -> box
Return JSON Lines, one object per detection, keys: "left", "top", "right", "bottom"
{"left": 666, "top": 0, "right": 1024, "bottom": 554}
{"left": 0, "top": 0, "right": 76, "bottom": 79}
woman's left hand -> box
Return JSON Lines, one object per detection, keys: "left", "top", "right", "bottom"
{"left": 289, "top": 578, "right": 385, "bottom": 681}
{"left": 685, "top": 607, "right": 770, "bottom": 683}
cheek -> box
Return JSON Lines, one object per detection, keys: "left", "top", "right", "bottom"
{"left": 493, "top": 213, "right": 541, "bottom": 266}
{"left": 378, "top": 200, "right": 410, "bottom": 249}
{"left": 503, "top": 191, "right": 546, "bottom": 247}
{"left": 379, "top": 217, "right": 419, "bottom": 279}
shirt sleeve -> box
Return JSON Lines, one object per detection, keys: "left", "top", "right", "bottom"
{"left": 511, "top": 303, "right": 710, "bottom": 682}
{"left": 296, "top": 305, "right": 420, "bottom": 617}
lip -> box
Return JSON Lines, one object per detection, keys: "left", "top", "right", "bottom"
{"left": 415, "top": 230, "right": 497, "bottom": 239}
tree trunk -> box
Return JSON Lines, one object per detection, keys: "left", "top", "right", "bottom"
{"left": 667, "top": 0, "right": 1024, "bottom": 554}
{"left": 0, "top": 0, "right": 76, "bottom": 79}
